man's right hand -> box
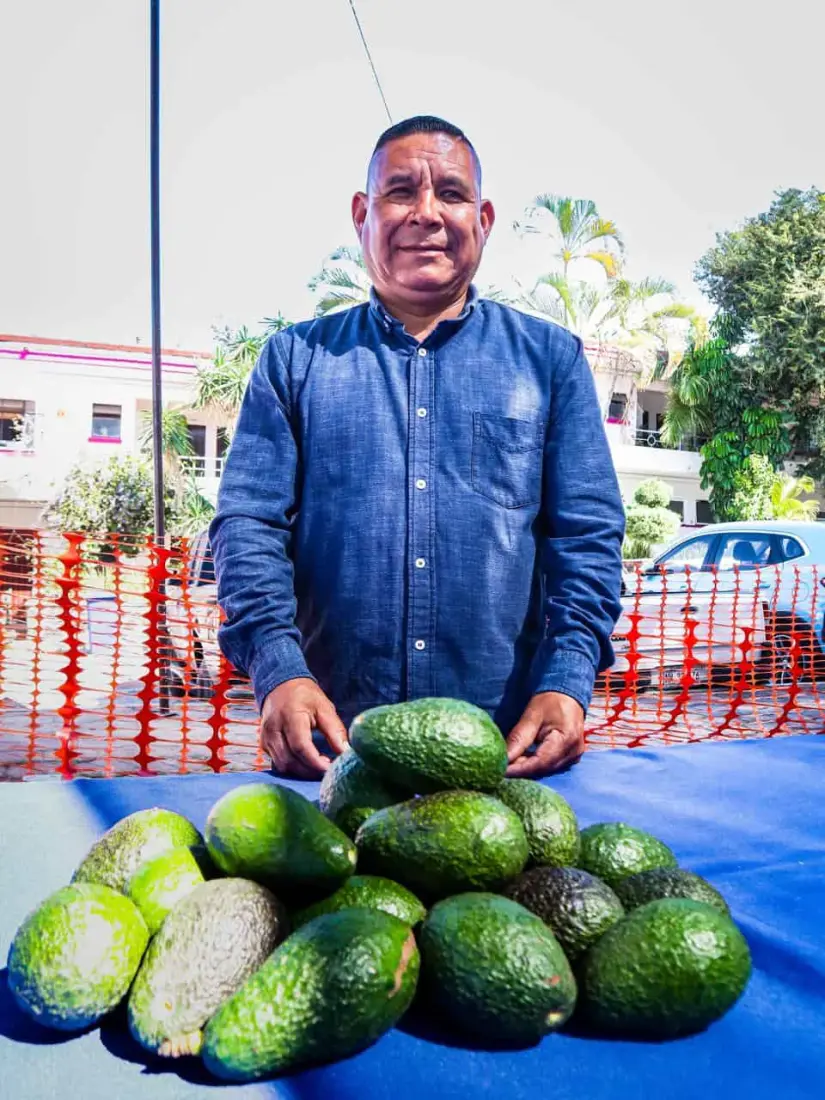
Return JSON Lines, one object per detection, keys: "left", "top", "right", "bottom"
{"left": 260, "top": 678, "right": 348, "bottom": 778}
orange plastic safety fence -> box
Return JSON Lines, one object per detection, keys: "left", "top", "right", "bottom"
{"left": 0, "top": 530, "right": 823, "bottom": 780}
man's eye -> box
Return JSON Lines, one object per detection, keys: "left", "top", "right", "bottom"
{"left": 389, "top": 188, "right": 412, "bottom": 198}
{"left": 441, "top": 190, "right": 464, "bottom": 201}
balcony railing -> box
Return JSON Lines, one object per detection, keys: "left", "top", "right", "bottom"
{"left": 180, "top": 455, "right": 225, "bottom": 480}
{"left": 634, "top": 427, "right": 707, "bottom": 452}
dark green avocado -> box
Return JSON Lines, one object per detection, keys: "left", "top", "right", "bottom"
{"left": 349, "top": 697, "right": 507, "bottom": 793}
{"left": 318, "top": 750, "right": 405, "bottom": 837}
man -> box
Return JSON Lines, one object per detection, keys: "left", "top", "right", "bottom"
{"left": 210, "top": 115, "right": 625, "bottom": 780}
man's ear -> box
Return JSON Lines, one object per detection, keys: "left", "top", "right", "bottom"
{"left": 480, "top": 198, "right": 496, "bottom": 242}
{"left": 352, "top": 191, "right": 368, "bottom": 239}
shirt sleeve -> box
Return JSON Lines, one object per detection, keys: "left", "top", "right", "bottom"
{"left": 208, "top": 334, "right": 316, "bottom": 710}
{"left": 528, "top": 333, "right": 626, "bottom": 714}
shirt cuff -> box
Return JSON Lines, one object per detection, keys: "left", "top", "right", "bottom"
{"left": 248, "top": 635, "right": 317, "bottom": 711}
{"left": 529, "top": 649, "right": 597, "bottom": 716}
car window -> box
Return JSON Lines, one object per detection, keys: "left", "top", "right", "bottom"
{"left": 717, "top": 534, "right": 772, "bottom": 571}
{"left": 655, "top": 536, "right": 715, "bottom": 572}
{"left": 775, "top": 535, "right": 806, "bottom": 564}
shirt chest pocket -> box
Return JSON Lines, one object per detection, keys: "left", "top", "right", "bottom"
{"left": 471, "top": 412, "right": 544, "bottom": 509}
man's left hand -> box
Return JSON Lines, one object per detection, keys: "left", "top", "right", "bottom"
{"left": 505, "top": 692, "right": 585, "bottom": 778}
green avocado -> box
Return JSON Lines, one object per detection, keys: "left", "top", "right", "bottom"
{"left": 205, "top": 782, "right": 356, "bottom": 895}
{"left": 579, "top": 898, "right": 752, "bottom": 1038}
{"left": 127, "top": 878, "right": 287, "bottom": 1057}
{"left": 349, "top": 697, "right": 507, "bottom": 794}
{"left": 577, "top": 822, "right": 677, "bottom": 889}
{"left": 494, "top": 780, "right": 580, "bottom": 867}
{"left": 126, "top": 847, "right": 208, "bottom": 934}
{"left": 71, "top": 808, "right": 202, "bottom": 894}
{"left": 419, "top": 893, "right": 577, "bottom": 1044}
{"left": 318, "top": 750, "right": 405, "bottom": 837}
{"left": 355, "top": 790, "right": 529, "bottom": 901}
{"left": 291, "top": 875, "right": 426, "bottom": 929}
{"left": 504, "top": 866, "right": 625, "bottom": 961}
{"left": 201, "top": 908, "right": 419, "bottom": 1081}
{"left": 614, "top": 868, "right": 730, "bottom": 916}
{"left": 7, "top": 883, "right": 149, "bottom": 1031}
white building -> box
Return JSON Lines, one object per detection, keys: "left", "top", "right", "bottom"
{"left": 0, "top": 333, "right": 230, "bottom": 530}
{"left": 0, "top": 332, "right": 710, "bottom": 532}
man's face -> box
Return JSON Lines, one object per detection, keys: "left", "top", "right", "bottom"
{"left": 352, "top": 132, "right": 495, "bottom": 308}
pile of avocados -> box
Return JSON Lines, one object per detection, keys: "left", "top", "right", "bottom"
{"left": 6, "top": 697, "right": 752, "bottom": 1081}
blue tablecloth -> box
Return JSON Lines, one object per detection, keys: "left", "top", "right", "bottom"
{"left": 1, "top": 735, "right": 823, "bottom": 1099}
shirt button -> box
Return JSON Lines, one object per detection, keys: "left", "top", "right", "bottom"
{"left": 414, "top": 639, "right": 426, "bottom": 650}
{"left": 415, "top": 478, "right": 427, "bottom": 490}
{"left": 417, "top": 347, "right": 427, "bottom": 357}
{"left": 415, "top": 557, "right": 426, "bottom": 568}
{"left": 417, "top": 407, "right": 427, "bottom": 418}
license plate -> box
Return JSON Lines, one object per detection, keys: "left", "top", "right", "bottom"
{"left": 653, "top": 665, "right": 709, "bottom": 689}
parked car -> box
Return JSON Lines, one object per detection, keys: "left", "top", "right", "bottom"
{"left": 603, "top": 520, "right": 825, "bottom": 692}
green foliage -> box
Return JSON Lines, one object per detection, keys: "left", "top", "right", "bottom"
{"left": 623, "top": 480, "right": 680, "bottom": 560}
{"left": 770, "top": 474, "right": 820, "bottom": 520}
{"left": 308, "top": 246, "right": 371, "bottom": 316}
{"left": 633, "top": 478, "right": 671, "bottom": 509}
{"left": 730, "top": 454, "right": 775, "bottom": 520}
{"left": 43, "top": 456, "right": 157, "bottom": 560}
{"left": 196, "top": 315, "right": 292, "bottom": 421}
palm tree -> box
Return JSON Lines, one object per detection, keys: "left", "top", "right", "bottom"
{"left": 138, "top": 406, "right": 194, "bottom": 479}
{"left": 520, "top": 273, "right": 701, "bottom": 355}
{"left": 513, "top": 195, "right": 624, "bottom": 326}
{"left": 308, "top": 246, "right": 372, "bottom": 316}
{"left": 194, "top": 314, "right": 292, "bottom": 423}
{"left": 770, "top": 474, "right": 820, "bottom": 520}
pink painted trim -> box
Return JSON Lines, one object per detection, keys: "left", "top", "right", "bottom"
{"left": 0, "top": 448, "right": 35, "bottom": 456}
{"left": 0, "top": 347, "right": 196, "bottom": 375}
{"left": 88, "top": 436, "right": 122, "bottom": 444}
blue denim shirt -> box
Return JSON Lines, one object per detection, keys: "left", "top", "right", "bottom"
{"left": 210, "top": 287, "right": 625, "bottom": 733}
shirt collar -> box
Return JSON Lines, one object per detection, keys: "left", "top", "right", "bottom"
{"left": 368, "top": 284, "right": 480, "bottom": 337}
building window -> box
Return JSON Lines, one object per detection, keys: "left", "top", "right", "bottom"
{"left": 216, "top": 427, "right": 230, "bottom": 477}
{"left": 90, "top": 403, "right": 122, "bottom": 440}
{"left": 0, "top": 399, "right": 35, "bottom": 449}
{"left": 696, "top": 500, "right": 714, "bottom": 524}
{"left": 607, "top": 393, "right": 627, "bottom": 422}
{"left": 185, "top": 423, "right": 207, "bottom": 477}
{"left": 667, "top": 500, "right": 685, "bottom": 519}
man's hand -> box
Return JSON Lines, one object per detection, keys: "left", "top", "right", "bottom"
{"left": 260, "top": 678, "right": 348, "bottom": 778}
{"left": 505, "top": 691, "right": 585, "bottom": 778}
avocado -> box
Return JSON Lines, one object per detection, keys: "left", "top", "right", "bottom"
{"left": 419, "top": 893, "right": 576, "bottom": 1044}
{"left": 578, "top": 822, "right": 677, "bottom": 888}
{"left": 615, "top": 868, "right": 730, "bottom": 916}
{"left": 72, "top": 808, "right": 202, "bottom": 894}
{"left": 580, "top": 898, "right": 752, "bottom": 1038}
{"left": 355, "top": 790, "right": 529, "bottom": 901}
{"left": 494, "top": 780, "right": 580, "bottom": 867}
{"left": 292, "top": 875, "right": 426, "bottom": 929}
{"left": 504, "top": 866, "right": 624, "bottom": 961}
{"left": 318, "top": 750, "right": 405, "bottom": 837}
{"left": 349, "top": 697, "right": 507, "bottom": 794}
{"left": 126, "top": 847, "right": 207, "bottom": 934}
{"left": 201, "top": 908, "right": 419, "bottom": 1081}
{"left": 7, "top": 883, "right": 149, "bottom": 1030}
{"left": 128, "top": 878, "right": 287, "bottom": 1057}
{"left": 205, "top": 782, "right": 356, "bottom": 896}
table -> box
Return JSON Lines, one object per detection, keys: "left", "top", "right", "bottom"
{"left": 1, "top": 735, "right": 823, "bottom": 1099}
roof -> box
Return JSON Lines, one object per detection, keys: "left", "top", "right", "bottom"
{"left": 0, "top": 333, "right": 211, "bottom": 360}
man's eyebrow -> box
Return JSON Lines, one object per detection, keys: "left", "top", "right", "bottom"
{"left": 381, "top": 172, "right": 417, "bottom": 188}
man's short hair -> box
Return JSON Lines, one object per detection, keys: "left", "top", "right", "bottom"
{"left": 368, "top": 115, "right": 482, "bottom": 190}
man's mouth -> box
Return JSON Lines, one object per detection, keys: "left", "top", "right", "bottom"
{"left": 399, "top": 245, "right": 447, "bottom": 253}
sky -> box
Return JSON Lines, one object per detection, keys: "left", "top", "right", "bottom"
{"left": 2, "top": 0, "right": 823, "bottom": 351}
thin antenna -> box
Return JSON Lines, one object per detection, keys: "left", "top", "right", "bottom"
{"left": 347, "top": 0, "right": 392, "bottom": 124}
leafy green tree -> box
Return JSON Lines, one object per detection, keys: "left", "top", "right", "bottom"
{"left": 43, "top": 456, "right": 158, "bottom": 561}
{"left": 730, "top": 454, "right": 775, "bottom": 520}
{"left": 693, "top": 188, "right": 825, "bottom": 467}
{"left": 623, "top": 479, "right": 681, "bottom": 560}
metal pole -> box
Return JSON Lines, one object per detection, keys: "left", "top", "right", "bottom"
{"left": 150, "top": 0, "right": 165, "bottom": 542}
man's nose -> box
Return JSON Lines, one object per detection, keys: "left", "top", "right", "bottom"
{"left": 410, "top": 187, "right": 442, "bottom": 224}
